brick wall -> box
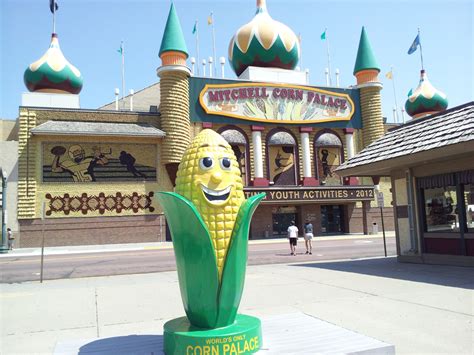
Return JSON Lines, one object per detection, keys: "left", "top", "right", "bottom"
{"left": 18, "top": 215, "right": 166, "bottom": 247}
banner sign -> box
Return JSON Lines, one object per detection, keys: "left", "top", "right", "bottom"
{"left": 198, "top": 83, "right": 355, "bottom": 124}
{"left": 243, "top": 186, "right": 374, "bottom": 203}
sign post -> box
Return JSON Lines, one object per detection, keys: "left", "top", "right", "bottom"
{"left": 377, "top": 192, "right": 387, "bottom": 257}
{"left": 40, "top": 202, "right": 46, "bottom": 283}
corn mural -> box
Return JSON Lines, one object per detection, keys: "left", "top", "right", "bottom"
{"left": 156, "top": 129, "right": 265, "bottom": 330}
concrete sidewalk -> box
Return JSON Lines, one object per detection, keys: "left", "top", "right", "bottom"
{"left": 0, "top": 232, "right": 395, "bottom": 258}
{"left": 1, "top": 256, "right": 472, "bottom": 354}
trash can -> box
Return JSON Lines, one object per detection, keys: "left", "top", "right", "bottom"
{"left": 372, "top": 222, "right": 378, "bottom": 235}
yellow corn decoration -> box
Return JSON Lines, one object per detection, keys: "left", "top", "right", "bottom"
{"left": 175, "top": 130, "right": 245, "bottom": 279}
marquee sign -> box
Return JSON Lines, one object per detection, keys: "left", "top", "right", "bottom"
{"left": 243, "top": 186, "right": 374, "bottom": 203}
{"left": 199, "top": 83, "right": 355, "bottom": 124}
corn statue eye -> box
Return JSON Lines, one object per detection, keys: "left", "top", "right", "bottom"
{"left": 199, "top": 157, "right": 213, "bottom": 170}
{"left": 221, "top": 157, "right": 231, "bottom": 170}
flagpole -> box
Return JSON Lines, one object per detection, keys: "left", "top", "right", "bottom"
{"left": 298, "top": 33, "right": 302, "bottom": 70}
{"left": 121, "top": 40, "right": 125, "bottom": 110}
{"left": 325, "top": 28, "right": 332, "bottom": 86}
{"left": 211, "top": 12, "right": 217, "bottom": 77}
{"left": 390, "top": 66, "right": 400, "bottom": 123}
{"left": 195, "top": 20, "right": 200, "bottom": 76}
{"left": 52, "top": 2, "right": 56, "bottom": 33}
{"left": 418, "top": 28, "right": 424, "bottom": 70}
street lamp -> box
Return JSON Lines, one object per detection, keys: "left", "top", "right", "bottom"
{"left": 1, "top": 168, "right": 8, "bottom": 253}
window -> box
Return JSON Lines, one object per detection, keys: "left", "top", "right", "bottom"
{"left": 423, "top": 186, "right": 460, "bottom": 232}
{"left": 267, "top": 131, "right": 298, "bottom": 186}
{"left": 220, "top": 128, "right": 249, "bottom": 185}
{"left": 314, "top": 132, "right": 343, "bottom": 186}
{"left": 464, "top": 184, "right": 474, "bottom": 232}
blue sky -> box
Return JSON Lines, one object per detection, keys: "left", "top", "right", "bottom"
{"left": 1, "top": 0, "right": 472, "bottom": 122}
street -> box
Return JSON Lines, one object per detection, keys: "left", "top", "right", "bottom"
{"left": 0, "top": 236, "right": 396, "bottom": 283}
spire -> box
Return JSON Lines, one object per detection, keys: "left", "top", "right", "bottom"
{"left": 353, "top": 26, "right": 380, "bottom": 75}
{"left": 159, "top": 3, "right": 188, "bottom": 58}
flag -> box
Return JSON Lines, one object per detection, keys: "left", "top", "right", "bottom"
{"left": 192, "top": 22, "right": 197, "bottom": 34}
{"left": 407, "top": 89, "right": 413, "bottom": 97}
{"left": 117, "top": 43, "right": 123, "bottom": 55}
{"left": 49, "top": 0, "right": 58, "bottom": 13}
{"left": 207, "top": 14, "right": 213, "bottom": 25}
{"left": 407, "top": 34, "right": 420, "bottom": 55}
{"left": 385, "top": 71, "right": 393, "bottom": 80}
{"left": 320, "top": 30, "right": 326, "bottom": 40}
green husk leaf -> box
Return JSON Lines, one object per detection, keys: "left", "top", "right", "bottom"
{"left": 216, "top": 193, "right": 266, "bottom": 327}
{"left": 156, "top": 192, "right": 219, "bottom": 328}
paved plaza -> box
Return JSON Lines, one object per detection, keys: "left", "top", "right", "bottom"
{"left": 1, "top": 256, "right": 473, "bottom": 354}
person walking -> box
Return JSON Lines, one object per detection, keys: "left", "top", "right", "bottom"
{"left": 287, "top": 220, "right": 299, "bottom": 256}
{"left": 7, "top": 228, "right": 14, "bottom": 250}
{"left": 304, "top": 220, "right": 314, "bottom": 254}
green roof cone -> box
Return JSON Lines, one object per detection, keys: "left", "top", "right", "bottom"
{"left": 159, "top": 3, "right": 188, "bottom": 58}
{"left": 353, "top": 26, "right": 380, "bottom": 75}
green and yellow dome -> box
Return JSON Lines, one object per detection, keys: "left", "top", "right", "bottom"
{"left": 24, "top": 33, "right": 83, "bottom": 94}
{"left": 405, "top": 70, "right": 448, "bottom": 119}
{"left": 228, "top": 0, "right": 300, "bottom": 76}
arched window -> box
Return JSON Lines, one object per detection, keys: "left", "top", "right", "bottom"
{"left": 267, "top": 130, "right": 298, "bottom": 186}
{"left": 219, "top": 127, "right": 249, "bottom": 186}
{"left": 314, "top": 132, "right": 343, "bottom": 185}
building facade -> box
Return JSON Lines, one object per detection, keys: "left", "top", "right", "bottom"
{"left": 14, "top": 0, "right": 396, "bottom": 247}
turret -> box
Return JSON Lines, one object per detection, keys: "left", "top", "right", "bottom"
{"left": 156, "top": 3, "right": 191, "bottom": 185}
{"left": 353, "top": 27, "right": 384, "bottom": 148}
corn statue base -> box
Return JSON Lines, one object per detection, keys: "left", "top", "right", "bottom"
{"left": 164, "top": 314, "right": 262, "bottom": 355}
{"left": 156, "top": 130, "right": 266, "bottom": 355}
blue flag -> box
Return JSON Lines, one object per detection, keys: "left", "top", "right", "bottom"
{"left": 49, "top": 0, "right": 58, "bottom": 13}
{"left": 408, "top": 34, "right": 420, "bottom": 55}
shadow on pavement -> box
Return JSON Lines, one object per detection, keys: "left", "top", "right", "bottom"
{"left": 291, "top": 257, "right": 474, "bottom": 290}
{"left": 79, "top": 334, "right": 163, "bottom": 354}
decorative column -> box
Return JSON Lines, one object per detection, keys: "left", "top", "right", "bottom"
{"left": 300, "top": 127, "right": 318, "bottom": 186}
{"left": 251, "top": 125, "right": 268, "bottom": 187}
{"left": 343, "top": 128, "right": 358, "bottom": 185}
{"left": 156, "top": 3, "right": 191, "bottom": 185}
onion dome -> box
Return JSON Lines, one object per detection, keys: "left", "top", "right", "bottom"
{"left": 228, "top": 0, "right": 300, "bottom": 76}
{"left": 24, "top": 33, "right": 83, "bottom": 94}
{"left": 405, "top": 70, "right": 448, "bottom": 118}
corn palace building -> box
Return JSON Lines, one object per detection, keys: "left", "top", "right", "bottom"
{"left": 15, "top": 1, "right": 398, "bottom": 247}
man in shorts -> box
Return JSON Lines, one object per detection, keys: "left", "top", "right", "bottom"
{"left": 304, "top": 219, "right": 314, "bottom": 255}
{"left": 287, "top": 221, "right": 299, "bottom": 256}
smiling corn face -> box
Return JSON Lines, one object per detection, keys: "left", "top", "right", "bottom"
{"left": 175, "top": 129, "right": 245, "bottom": 279}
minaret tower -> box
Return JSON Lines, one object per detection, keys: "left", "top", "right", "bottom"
{"left": 157, "top": 3, "right": 191, "bottom": 185}
{"left": 353, "top": 27, "right": 383, "bottom": 148}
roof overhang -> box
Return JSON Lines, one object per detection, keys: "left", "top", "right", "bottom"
{"left": 31, "top": 121, "right": 165, "bottom": 138}
{"left": 337, "top": 141, "right": 474, "bottom": 177}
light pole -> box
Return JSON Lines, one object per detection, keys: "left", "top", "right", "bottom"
{"left": 1, "top": 168, "right": 8, "bottom": 253}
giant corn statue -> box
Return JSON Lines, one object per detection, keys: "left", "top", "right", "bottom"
{"left": 157, "top": 129, "right": 265, "bottom": 354}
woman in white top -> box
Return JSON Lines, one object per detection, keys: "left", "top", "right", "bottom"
{"left": 287, "top": 221, "right": 299, "bottom": 255}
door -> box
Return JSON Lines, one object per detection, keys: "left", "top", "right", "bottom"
{"left": 272, "top": 212, "right": 297, "bottom": 237}
{"left": 321, "top": 205, "right": 344, "bottom": 234}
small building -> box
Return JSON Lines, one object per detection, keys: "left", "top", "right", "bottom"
{"left": 337, "top": 101, "right": 474, "bottom": 266}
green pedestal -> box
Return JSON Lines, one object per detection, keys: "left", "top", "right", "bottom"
{"left": 164, "top": 314, "right": 262, "bottom": 355}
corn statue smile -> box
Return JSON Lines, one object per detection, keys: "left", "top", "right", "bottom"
{"left": 157, "top": 130, "right": 265, "bottom": 354}
{"left": 200, "top": 184, "right": 232, "bottom": 204}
